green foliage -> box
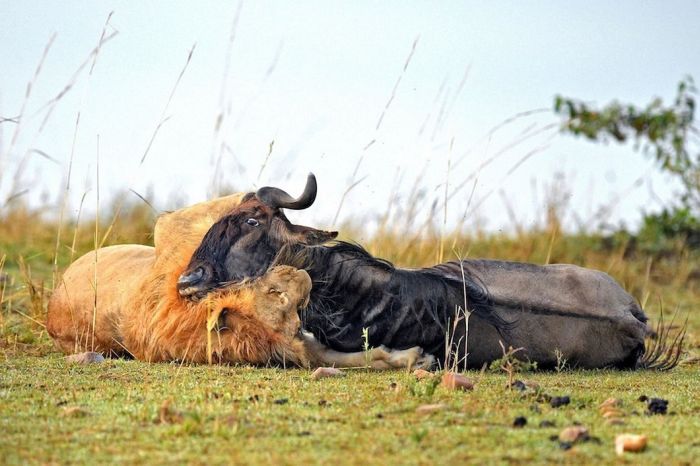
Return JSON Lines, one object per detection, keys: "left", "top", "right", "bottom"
{"left": 638, "top": 206, "right": 700, "bottom": 254}
{"left": 554, "top": 76, "right": 700, "bottom": 211}
{"left": 407, "top": 375, "right": 441, "bottom": 399}
{"left": 594, "top": 206, "right": 700, "bottom": 257}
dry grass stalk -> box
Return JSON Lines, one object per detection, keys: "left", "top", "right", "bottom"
{"left": 52, "top": 112, "right": 80, "bottom": 290}
{"left": 4, "top": 16, "right": 117, "bottom": 210}
{"left": 332, "top": 157, "right": 367, "bottom": 227}
{"left": 499, "top": 341, "right": 524, "bottom": 389}
{"left": 0, "top": 32, "right": 56, "bottom": 175}
{"left": 438, "top": 139, "right": 453, "bottom": 264}
{"left": 375, "top": 35, "right": 419, "bottom": 131}
{"left": 69, "top": 191, "right": 90, "bottom": 264}
{"left": 91, "top": 135, "right": 100, "bottom": 351}
{"left": 256, "top": 140, "right": 275, "bottom": 183}
{"left": 100, "top": 44, "right": 196, "bottom": 248}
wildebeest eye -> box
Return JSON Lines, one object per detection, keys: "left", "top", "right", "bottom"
{"left": 246, "top": 218, "right": 260, "bottom": 227}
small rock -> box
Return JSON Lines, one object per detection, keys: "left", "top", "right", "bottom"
{"left": 311, "top": 367, "right": 345, "bottom": 380}
{"left": 61, "top": 406, "right": 89, "bottom": 418}
{"left": 509, "top": 379, "right": 540, "bottom": 392}
{"left": 606, "top": 418, "right": 626, "bottom": 426}
{"left": 318, "top": 399, "right": 329, "bottom": 407}
{"left": 558, "top": 426, "right": 589, "bottom": 443}
{"left": 274, "top": 398, "right": 288, "bottom": 405}
{"left": 65, "top": 352, "right": 105, "bottom": 364}
{"left": 550, "top": 396, "right": 570, "bottom": 408}
{"left": 599, "top": 398, "right": 622, "bottom": 410}
{"left": 222, "top": 414, "right": 238, "bottom": 427}
{"left": 159, "top": 399, "right": 183, "bottom": 424}
{"left": 615, "top": 434, "right": 648, "bottom": 456}
{"left": 638, "top": 395, "right": 648, "bottom": 402}
{"left": 602, "top": 409, "right": 625, "bottom": 419}
{"left": 646, "top": 398, "right": 668, "bottom": 415}
{"left": 415, "top": 403, "right": 447, "bottom": 415}
{"left": 513, "top": 416, "right": 527, "bottom": 428}
{"left": 413, "top": 369, "right": 434, "bottom": 380}
{"left": 441, "top": 372, "right": 474, "bottom": 391}
{"left": 510, "top": 380, "right": 527, "bottom": 391}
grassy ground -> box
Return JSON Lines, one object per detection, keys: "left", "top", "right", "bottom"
{"left": 2, "top": 356, "right": 699, "bottom": 465}
{"left": 1, "top": 205, "right": 699, "bottom": 465}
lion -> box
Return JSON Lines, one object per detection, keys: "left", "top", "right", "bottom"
{"left": 47, "top": 193, "right": 433, "bottom": 369}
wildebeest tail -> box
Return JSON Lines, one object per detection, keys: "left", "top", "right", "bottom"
{"left": 636, "top": 310, "right": 687, "bottom": 370}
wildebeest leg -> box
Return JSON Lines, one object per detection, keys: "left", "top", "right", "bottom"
{"left": 300, "top": 331, "right": 435, "bottom": 369}
{"left": 450, "top": 314, "right": 506, "bottom": 369}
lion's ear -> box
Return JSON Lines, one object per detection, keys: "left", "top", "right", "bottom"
{"left": 210, "top": 308, "right": 234, "bottom": 332}
{"left": 289, "top": 225, "right": 338, "bottom": 245}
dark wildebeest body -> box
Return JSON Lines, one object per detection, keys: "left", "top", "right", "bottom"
{"left": 177, "top": 174, "right": 680, "bottom": 370}
{"left": 277, "top": 242, "right": 647, "bottom": 369}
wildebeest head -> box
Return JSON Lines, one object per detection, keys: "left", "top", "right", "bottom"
{"left": 177, "top": 173, "right": 337, "bottom": 298}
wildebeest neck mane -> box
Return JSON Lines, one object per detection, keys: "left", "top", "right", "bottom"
{"left": 272, "top": 241, "right": 508, "bottom": 354}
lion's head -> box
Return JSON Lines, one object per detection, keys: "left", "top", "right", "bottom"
{"left": 200, "top": 265, "right": 312, "bottom": 365}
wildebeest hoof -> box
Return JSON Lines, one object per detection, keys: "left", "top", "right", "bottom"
{"left": 65, "top": 352, "right": 105, "bottom": 364}
{"left": 384, "top": 346, "right": 435, "bottom": 369}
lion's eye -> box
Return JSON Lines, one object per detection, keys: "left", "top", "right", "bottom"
{"left": 246, "top": 218, "right": 260, "bottom": 227}
{"left": 268, "top": 287, "right": 278, "bottom": 294}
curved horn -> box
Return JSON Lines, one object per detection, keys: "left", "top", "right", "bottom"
{"left": 256, "top": 173, "right": 317, "bottom": 210}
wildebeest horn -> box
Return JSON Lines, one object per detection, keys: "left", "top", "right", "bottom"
{"left": 256, "top": 173, "right": 317, "bottom": 210}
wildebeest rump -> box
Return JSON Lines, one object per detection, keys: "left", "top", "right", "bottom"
{"left": 178, "top": 174, "right": 683, "bottom": 370}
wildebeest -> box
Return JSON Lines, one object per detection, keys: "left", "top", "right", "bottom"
{"left": 178, "top": 174, "right": 683, "bottom": 370}
{"left": 47, "top": 195, "right": 433, "bottom": 369}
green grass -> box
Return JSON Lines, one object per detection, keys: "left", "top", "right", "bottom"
{"left": 2, "top": 353, "right": 699, "bottom": 465}
{"left": 1, "top": 202, "right": 699, "bottom": 464}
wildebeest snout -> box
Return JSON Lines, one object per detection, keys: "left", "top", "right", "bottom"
{"left": 177, "top": 267, "right": 208, "bottom": 297}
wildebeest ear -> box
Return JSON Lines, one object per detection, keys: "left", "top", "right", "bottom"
{"left": 289, "top": 225, "right": 338, "bottom": 245}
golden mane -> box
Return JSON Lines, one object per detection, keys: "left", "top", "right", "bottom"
{"left": 48, "top": 192, "right": 309, "bottom": 365}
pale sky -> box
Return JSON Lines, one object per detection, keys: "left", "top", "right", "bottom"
{"left": 1, "top": 2, "right": 699, "bottom": 238}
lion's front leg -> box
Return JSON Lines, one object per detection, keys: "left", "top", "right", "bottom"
{"left": 300, "top": 331, "right": 435, "bottom": 370}
{"left": 375, "top": 345, "right": 435, "bottom": 370}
